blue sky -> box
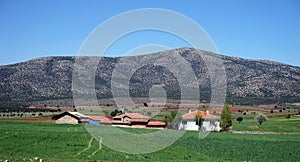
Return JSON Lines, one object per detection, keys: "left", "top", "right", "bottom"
{"left": 0, "top": 0, "right": 299, "bottom": 66}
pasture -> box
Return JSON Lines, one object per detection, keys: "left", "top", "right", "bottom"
{"left": 232, "top": 116, "right": 300, "bottom": 133}
{"left": 0, "top": 120, "right": 299, "bottom": 161}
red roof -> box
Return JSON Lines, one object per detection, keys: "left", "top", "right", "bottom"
{"left": 147, "top": 121, "right": 166, "bottom": 126}
{"left": 110, "top": 120, "right": 130, "bottom": 124}
{"left": 181, "top": 110, "right": 219, "bottom": 119}
{"left": 130, "top": 118, "right": 149, "bottom": 123}
{"left": 113, "top": 113, "right": 149, "bottom": 120}
{"left": 88, "top": 114, "right": 111, "bottom": 124}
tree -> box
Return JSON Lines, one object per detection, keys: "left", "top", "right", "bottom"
{"left": 236, "top": 116, "right": 243, "bottom": 123}
{"left": 195, "top": 114, "right": 203, "bottom": 130}
{"left": 286, "top": 114, "right": 291, "bottom": 119}
{"left": 111, "top": 109, "right": 121, "bottom": 117}
{"left": 170, "top": 111, "right": 177, "bottom": 119}
{"left": 147, "top": 111, "right": 152, "bottom": 116}
{"left": 111, "top": 111, "right": 117, "bottom": 117}
{"left": 255, "top": 114, "right": 268, "bottom": 125}
{"left": 220, "top": 102, "right": 232, "bottom": 131}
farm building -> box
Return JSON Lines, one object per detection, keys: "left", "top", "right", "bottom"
{"left": 146, "top": 120, "right": 167, "bottom": 128}
{"left": 111, "top": 113, "right": 167, "bottom": 128}
{"left": 178, "top": 110, "right": 220, "bottom": 131}
{"left": 112, "top": 113, "right": 150, "bottom": 126}
{"left": 52, "top": 111, "right": 166, "bottom": 128}
{"left": 52, "top": 111, "right": 90, "bottom": 124}
{"left": 88, "top": 114, "right": 111, "bottom": 125}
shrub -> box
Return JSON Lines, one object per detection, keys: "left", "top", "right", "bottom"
{"left": 111, "top": 111, "right": 117, "bottom": 117}
{"left": 236, "top": 116, "right": 243, "bottom": 123}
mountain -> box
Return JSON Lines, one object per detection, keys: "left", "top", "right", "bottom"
{"left": 0, "top": 47, "right": 299, "bottom": 107}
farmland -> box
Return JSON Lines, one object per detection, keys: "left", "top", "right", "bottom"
{"left": 0, "top": 120, "right": 299, "bottom": 161}
{"left": 232, "top": 116, "right": 300, "bottom": 133}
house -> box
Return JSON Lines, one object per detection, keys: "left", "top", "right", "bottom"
{"left": 88, "top": 114, "right": 111, "bottom": 125}
{"left": 52, "top": 111, "right": 90, "bottom": 124}
{"left": 178, "top": 110, "right": 220, "bottom": 131}
{"left": 146, "top": 120, "right": 166, "bottom": 129}
{"left": 52, "top": 111, "right": 166, "bottom": 129}
{"left": 112, "top": 113, "right": 150, "bottom": 126}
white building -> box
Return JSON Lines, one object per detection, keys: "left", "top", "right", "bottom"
{"left": 178, "top": 110, "right": 220, "bottom": 131}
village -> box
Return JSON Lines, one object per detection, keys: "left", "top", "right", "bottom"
{"left": 50, "top": 108, "right": 221, "bottom": 131}
{"left": 1, "top": 101, "right": 299, "bottom": 161}
{"left": 1, "top": 101, "right": 299, "bottom": 133}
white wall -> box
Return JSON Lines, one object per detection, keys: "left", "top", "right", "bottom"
{"left": 179, "top": 119, "right": 199, "bottom": 130}
{"left": 179, "top": 119, "right": 220, "bottom": 131}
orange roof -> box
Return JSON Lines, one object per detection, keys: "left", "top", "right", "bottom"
{"left": 113, "top": 113, "right": 149, "bottom": 120}
{"left": 88, "top": 114, "right": 111, "bottom": 124}
{"left": 181, "top": 110, "right": 219, "bottom": 119}
{"left": 110, "top": 120, "right": 130, "bottom": 124}
{"left": 147, "top": 121, "right": 166, "bottom": 126}
{"left": 130, "top": 118, "right": 149, "bottom": 123}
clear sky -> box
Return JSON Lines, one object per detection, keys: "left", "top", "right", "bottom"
{"left": 0, "top": 0, "right": 299, "bottom": 66}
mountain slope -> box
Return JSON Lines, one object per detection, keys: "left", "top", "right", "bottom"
{"left": 0, "top": 48, "right": 299, "bottom": 106}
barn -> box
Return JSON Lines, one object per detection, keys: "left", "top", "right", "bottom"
{"left": 52, "top": 111, "right": 90, "bottom": 124}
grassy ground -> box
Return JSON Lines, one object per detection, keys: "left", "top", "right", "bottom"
{"left": 0, "top": 120, "right": 299, "bottom": 161}
{"left": 232, "top": 115, "right": 300, "bottom": 133}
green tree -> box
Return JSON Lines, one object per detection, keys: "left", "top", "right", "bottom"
{"left": 236, "top": 116, "right": 243, "bottom": 123}
{"left": 110, "top": 111, "right": 117, "bottom": 117}
{"left": 255, "top": 114, "right": 268, "bottom": 125}
{"left": 195, "top": 114, "right": 202, "bottom": 130}
{"left": 220, "top": 102, "right": 232, "bottom": 131}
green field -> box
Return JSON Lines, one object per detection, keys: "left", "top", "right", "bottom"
{"left": 0, "top": 120, "right": 299, "bottom": 161}
{"left": 232, "top": 115, "right": 300, "bottom": 133}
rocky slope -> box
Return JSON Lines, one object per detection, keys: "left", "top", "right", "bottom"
{"left": 0, "top": 48, "right": 299, "bottom": 106}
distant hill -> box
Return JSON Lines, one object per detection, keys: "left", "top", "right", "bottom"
{"left": 0, "top": 47, "right": 300, "bottom": 107}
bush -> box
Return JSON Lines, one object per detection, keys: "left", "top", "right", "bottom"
{"left": 111, "top": 111, "right": 117, "bottom": 117}
{"left": 236, "top": 116, "right": 243, "bottom": 123}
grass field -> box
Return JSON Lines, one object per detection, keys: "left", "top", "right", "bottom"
{"left": 232, "top": 115, "right": 300, "bottom": 133}
{"left": 0, "top": 120, "right": 299, "bottom": 161}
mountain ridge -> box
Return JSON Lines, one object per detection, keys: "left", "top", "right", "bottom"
{"left": 1, "top": 47, "right": 299, "bottom": 107}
